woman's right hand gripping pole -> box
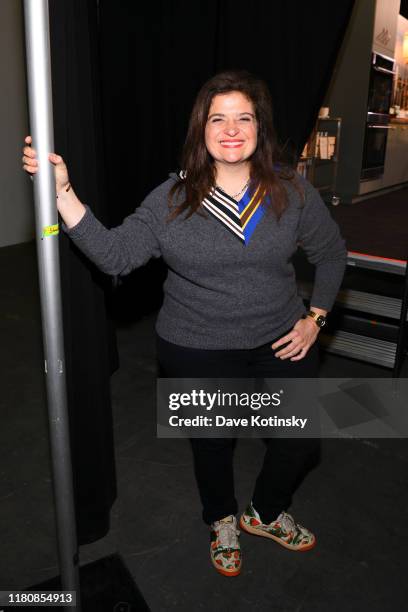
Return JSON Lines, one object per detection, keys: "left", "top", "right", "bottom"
{"left": 22, "top": 135, "right": 86, "bottom": 229}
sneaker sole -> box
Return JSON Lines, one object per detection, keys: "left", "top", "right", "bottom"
{"left": 211, "top": 555, "right": 242, "bottom": 577}
{"left": 239, "top": 517, "right": 316, "bottom": 551}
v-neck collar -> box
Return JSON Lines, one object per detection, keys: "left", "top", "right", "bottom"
{"left": 177, "top": 170, "right": 267, "bottom": 244}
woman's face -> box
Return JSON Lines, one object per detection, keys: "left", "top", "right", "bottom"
{"left": 204, "top": 91, "right": 258, "bottom": 168}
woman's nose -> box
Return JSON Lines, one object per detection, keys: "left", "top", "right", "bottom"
{"left": 224, "top": 121, "right": 239, "bottom": 135}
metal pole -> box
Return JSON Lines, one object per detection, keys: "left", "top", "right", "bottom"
{"left": 23, "top": 1, "right": 81, "bottom": 608}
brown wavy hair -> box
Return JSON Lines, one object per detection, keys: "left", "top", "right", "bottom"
{"left": 168, "top": 69, "right": 304, "bottom": 220}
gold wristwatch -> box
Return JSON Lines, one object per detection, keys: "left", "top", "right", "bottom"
{"left": 306, "top": 310, "right": 327, "bottom": 329}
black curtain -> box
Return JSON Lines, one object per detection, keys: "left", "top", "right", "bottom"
{"left": 97, "top": 0, "right": 355, "bottom": 315}
{"left": 48, "top": 0, "right": 118, "bottom": 544}
{"left": 98, "top": 0, "right": 355, "bottom": 220}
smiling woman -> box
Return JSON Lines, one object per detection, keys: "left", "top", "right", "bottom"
{"left": 168, "top": 70, "right": 299, "bottom": 222}
{"left": 204, "top": 91, "right": 258, "bottom": 190}
{"left": 22, "top": 68, "right": 347, "bottom": 578}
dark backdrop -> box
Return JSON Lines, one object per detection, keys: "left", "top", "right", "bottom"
{"left": 97, "top": 0, "right": 355, "bottom": 317}
{"left": 45, "top": 0, "right": 354, "bottom": 544}
{"left": 98, "top": 0, "right": 355, "bottom": 221}
{"left": 47, "top": 0, "right": 118, "bottom": 544}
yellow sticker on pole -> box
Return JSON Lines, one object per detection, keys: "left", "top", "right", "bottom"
{"left": 42, "top": 224, "right": 59, "bottom": 238}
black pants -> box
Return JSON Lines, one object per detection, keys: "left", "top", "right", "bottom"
{"left": 156, "top": 332, "right": 320, "bottom": 525}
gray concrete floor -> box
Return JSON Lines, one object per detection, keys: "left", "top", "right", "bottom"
{"left": 1, "top": 241, "right": 407, "bottom": 611}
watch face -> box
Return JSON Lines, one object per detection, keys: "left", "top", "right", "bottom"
{"left": 307, "top": 312, "right": 327, "bottom": 328}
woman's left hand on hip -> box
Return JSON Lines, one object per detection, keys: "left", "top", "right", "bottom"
{"left": 271, "top": 317, "right": 319, "bottom": 361}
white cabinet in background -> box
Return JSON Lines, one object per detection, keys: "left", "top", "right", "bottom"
{"left": 373, "top": 0, "right": 399, "bottom": 57}
{"left": 383, "top": 124, "right": 408, "bottom": 188}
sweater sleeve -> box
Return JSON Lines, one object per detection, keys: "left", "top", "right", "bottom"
{"left": 61, "top": 201, "right": 162, "bottom": 276}
{"left": 297, "top": 180, "right": 347, "bottom": 311}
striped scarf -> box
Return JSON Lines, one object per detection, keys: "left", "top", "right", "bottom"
{"left": 179, "top": 170, "right": 267, "bottom": 244}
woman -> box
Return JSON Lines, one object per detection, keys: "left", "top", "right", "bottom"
{"left": 22, "top": 70, "right": 347, "bottom": 577}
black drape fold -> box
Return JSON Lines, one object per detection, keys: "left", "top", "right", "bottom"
{"left": 48, "top": 0, "right": 118, "bottom": 544}
{"left": 213, "top": 0, "right": 356, "bottom": 160}
{"left": 99, "top": 0, "right": 355, "bottom": 221}
{"left": 97, "top": 0, "right": 355, "bottom": 316}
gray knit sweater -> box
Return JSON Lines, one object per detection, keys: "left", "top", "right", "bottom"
{"left": 63, "top": 172, "right": 347, "bottom": 349}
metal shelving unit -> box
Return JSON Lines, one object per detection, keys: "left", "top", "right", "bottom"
{"left": 298, "top": 117, "right": 342, "bottom": 206}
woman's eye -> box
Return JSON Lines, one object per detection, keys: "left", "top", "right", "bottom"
{"left": 208, "top": 116, "right": 253, "bottom": 124}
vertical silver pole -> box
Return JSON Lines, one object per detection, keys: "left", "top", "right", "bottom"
{"left": 23, "top": 1, "right": 81, "bottom": 608}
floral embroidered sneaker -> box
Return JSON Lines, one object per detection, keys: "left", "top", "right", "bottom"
{"left": 210, "top": 515, "right": 242, "bottom": 576}
{"left": 239, "top": 501, "right": 316, "bottom": 551}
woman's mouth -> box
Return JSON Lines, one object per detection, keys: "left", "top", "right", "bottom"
{"left": 219, "top": 140, "right": 244, "bottom": 148}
